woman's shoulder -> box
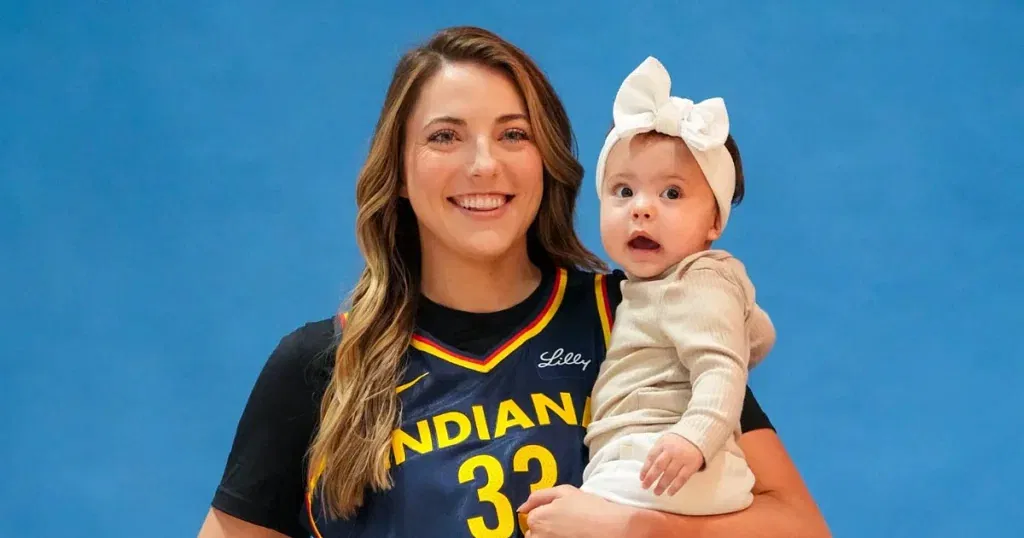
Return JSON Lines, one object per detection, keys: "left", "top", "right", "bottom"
{"left": 567, "top": 267, "right": 626, "bottom": 308}
{"left": 605, "top": 268, "right": 627, "bottom": 287}
{"left": 250, "top": 316, "right": 340, "bottom": 414}
{"left": 563, "top": 266, "right": 626, "bottom": 285}
{"left": 209, "top": 316, "right": 340, "bottom": 536}
{"left": 275, "top": 316, "right": 340, "bottom": 368}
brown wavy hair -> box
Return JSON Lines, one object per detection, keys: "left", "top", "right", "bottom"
{"left": 309, "top": 25, "right": 606, "bottom": 519}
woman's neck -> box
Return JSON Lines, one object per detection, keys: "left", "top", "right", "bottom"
{"left": 420, "top": 243, "right": 542, "bottom": 313}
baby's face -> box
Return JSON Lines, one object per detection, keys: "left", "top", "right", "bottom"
{"left": 599, "top": 134, "right": 722, "bottom": 278}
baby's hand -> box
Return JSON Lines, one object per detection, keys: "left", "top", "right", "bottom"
{"left": 639, "top": 433, "right": 705, "bottom": 496}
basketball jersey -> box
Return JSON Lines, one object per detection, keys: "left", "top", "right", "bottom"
{"left": 306, "top": 268, "right": 616, "bottom": 538}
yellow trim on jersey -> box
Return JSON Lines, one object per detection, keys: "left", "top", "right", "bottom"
{"left": 594, "top": 274, "right": 613, "bottom": 348}
{"left": 305, "top": 370, "right": 428, "bottom": 535}
{"left": 396, "top": 372, "right": 428, "bottom": 395}
{"left": 410, "top": 268, "right": 569, "bottom": 373}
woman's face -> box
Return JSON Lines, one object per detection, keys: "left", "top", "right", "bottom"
{"left": 401, "top": 62, "right": 544, "bottom": 265}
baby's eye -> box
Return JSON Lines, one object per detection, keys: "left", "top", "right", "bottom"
{"left": 428, "top": 129, "right": 458, "bottom": 144}
{"left": 661, "top": 186, "right": 682, "bottom": 200}
{"left": 613, "top": 185, "right": 634, "bottom": 198}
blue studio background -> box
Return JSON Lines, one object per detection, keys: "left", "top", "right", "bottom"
{"left": 2, "top": 1, "right": 1022, "bottom": 537}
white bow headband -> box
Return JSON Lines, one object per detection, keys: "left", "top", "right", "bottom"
{"left": 595, "top": 56, "right": 737, "bottom": 231}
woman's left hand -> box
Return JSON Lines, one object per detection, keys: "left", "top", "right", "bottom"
{"left": 517, "top": 485, "right": 632, "bottom": 538}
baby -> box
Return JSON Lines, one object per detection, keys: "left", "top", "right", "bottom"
{"left": 581, "top": 56, "right": 776, "bottom": 516}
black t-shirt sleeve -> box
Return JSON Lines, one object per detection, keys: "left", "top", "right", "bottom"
{"left": 739, "top": 386, "right": 774, "bottom": 433}
{"left": 211, "top": 319, "right": 335, "bottom": 538}
{"left": 604, "top": 269, "right": 775, "bottom": 433}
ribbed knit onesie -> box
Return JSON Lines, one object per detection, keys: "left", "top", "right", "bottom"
{"left": 581, "top": 249, "right": 775, "bottom": 515}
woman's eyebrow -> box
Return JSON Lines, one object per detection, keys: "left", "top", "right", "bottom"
{"left": 423, "top": 113, "right": 528, "bottom": 129}
{"left": 424, "top": 115, "right": 465, "bottom": 127}
{"left": 496, "top": 113, "right": 529, "bottom": 123}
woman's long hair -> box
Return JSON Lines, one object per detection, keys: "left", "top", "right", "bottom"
{"left": 309, "top": 25, "right": 606, "bottom": 519}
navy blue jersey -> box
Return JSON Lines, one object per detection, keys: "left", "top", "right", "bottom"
{"left": 307, "top": 268, "right": 615, "bottom": 538}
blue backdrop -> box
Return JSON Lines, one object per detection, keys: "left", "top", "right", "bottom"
{"left": 2, "top": 1, "right": 1022, "bottom": 537}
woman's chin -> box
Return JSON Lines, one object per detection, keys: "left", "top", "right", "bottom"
{"left": 452, "top": 234, "right": 525, "bottom": 264}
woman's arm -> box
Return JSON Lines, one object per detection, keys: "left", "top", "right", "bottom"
{"left": 196, "top": 319, "right": 336, "bottom": 538}
{"left": 521, "top": 384, "right": 829, "bottom": 538}
{"left": 520, "top": 428, "right": 829, "bottom": 538}
{"left": 198, "top": 509, "right": 292, "bottom": 538}
{"left": 624, "top": 428, "right": 830, "bottom": 537}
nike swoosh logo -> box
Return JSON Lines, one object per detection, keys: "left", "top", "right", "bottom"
{"left": 396, "top": 372, "right": 429, "bottom": 395}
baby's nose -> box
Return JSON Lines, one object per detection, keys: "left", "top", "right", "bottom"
{"left": 631, "top": 199, "right": 655, "bottom": 220}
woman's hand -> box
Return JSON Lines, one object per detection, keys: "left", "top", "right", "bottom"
{"left": 517, "top": 485, "right": 633, "bottom": 538}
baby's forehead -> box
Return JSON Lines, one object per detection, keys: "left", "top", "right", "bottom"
{"left": 605, "top": 134, "right": 702, "bottom": 177}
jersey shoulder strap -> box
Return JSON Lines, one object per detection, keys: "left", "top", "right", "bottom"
{"left": 561, "top": 268, "right": 617, "bottom": 350}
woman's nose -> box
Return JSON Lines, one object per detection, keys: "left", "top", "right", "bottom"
{"left": 469, "top": 138, "right": 498, "bottom": 178}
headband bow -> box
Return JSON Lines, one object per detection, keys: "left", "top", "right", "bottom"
{"left": 595, "top": 56, "right": 737, "bottom": 231}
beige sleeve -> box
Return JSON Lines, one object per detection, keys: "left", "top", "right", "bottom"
{"left": 748, "top": 303, "right": 776, "bottom": 369}
{"left": 660, "top": 265, "right": 752, "bottom": 462}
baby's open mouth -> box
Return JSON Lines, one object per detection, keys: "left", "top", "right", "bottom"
{"left": 628, "top": 235, "right": 661, "bottom": 250}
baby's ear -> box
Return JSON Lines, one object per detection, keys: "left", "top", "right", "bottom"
{"left": 707, "top": 213, "right": 724, "bottom": 241}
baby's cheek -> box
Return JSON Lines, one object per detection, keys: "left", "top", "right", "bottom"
{"left": 599, "top": 207, "right": 625, "bottom": 238}
{"left": 598, "top": 208, "right": 627, "bottom": 253}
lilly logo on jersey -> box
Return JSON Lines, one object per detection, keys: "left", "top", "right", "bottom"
{"left": 537, "top": 347, "right": 591, "bottom": 372}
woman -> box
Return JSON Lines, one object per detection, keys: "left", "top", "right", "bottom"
{"left": 198, "top": 26, "right": 829, "bottom": 538}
